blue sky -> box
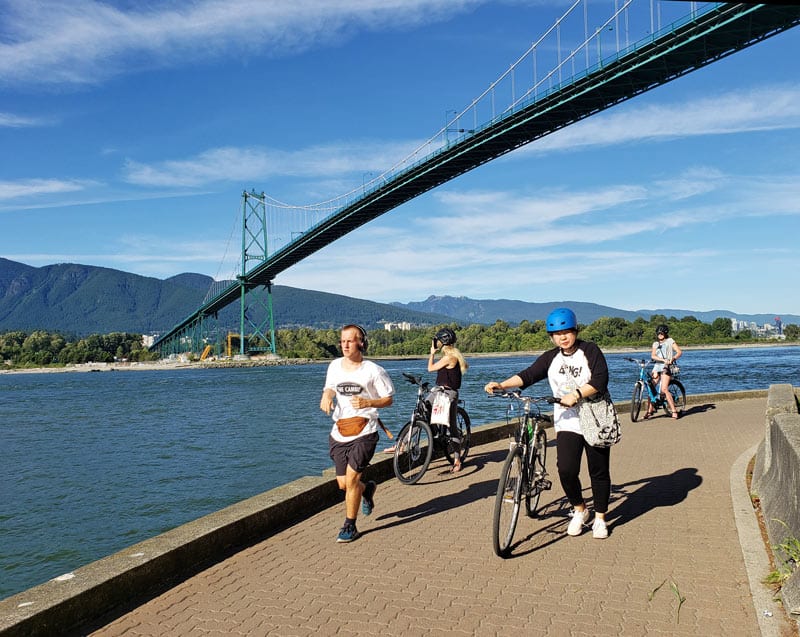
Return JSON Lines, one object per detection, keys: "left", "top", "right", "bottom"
{"left": 2, "top": 1, "right": 799, "bottom": 316}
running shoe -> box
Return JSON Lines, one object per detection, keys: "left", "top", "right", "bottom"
{"left": 361, "top": 480, "right": 376, "bottom": 516}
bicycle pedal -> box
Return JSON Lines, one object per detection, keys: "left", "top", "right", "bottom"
{"left": 540, "top": 479, "right": 552, "bottom": 491}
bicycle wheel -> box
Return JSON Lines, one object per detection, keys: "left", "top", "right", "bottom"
{"left": 444, "top": 407, "right": 472, "bottom": 466}
{"left": 492, "top": 448, "right": 524, "bottom": 557}
{"left": 630, "top": 382, "right": 645, "bottom": 422}
{"left": 525, "top": 428, "right": 548, "bottom": 518}
{"left": 393, "top": 419, "right": 433, "bottom": 485}
{"left": 668, "top": 380, "right": 686, "bottom": 415}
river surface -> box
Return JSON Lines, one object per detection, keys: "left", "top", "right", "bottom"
{"left": 1, "top": 345, "right": 798, "bottom": 599}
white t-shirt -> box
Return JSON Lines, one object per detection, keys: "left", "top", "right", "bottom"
{"left": 652, "top": 337, "right": 677, "bottom": 373}
{"left": 548, "top": 349, "right": 595, "bottom": 435}
{"left": 324, "top": 358, "right": 394, "bottom": 442}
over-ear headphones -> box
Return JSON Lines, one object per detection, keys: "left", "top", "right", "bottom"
{"left": 342, "top": 324, "right": 368, "bottom": 353}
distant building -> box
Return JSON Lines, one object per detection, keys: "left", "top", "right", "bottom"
{"left": 729, "top": 318, "right": 785, "bottom": 339}
{"left": 383, "top": 321, "right": 412, "bottom": 331}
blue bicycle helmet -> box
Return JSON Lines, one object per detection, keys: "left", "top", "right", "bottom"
{"left": 546, "top": 307, "right": 578, "bottom": 333}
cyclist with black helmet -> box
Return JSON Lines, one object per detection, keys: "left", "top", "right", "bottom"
{"left": 382, "top": 327, "right": 469, "bottom": 470}
{"left": 427, "top": 327, "right": 469, "bottom": 472}
{"left": 484, "top": 308, "right": 613, "bottom": 539}
{"left": 646, "top": 325, "right": 683, "bottom": 420}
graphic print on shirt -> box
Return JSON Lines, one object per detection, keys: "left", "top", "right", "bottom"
{"left": 557, "top": 361, "right": 584, "bottom": 381}
{"left": 553, "top": 357, "right": 587, "bottom": 405}
{"left": 337, "top": 382, "right": 364, "bottom": 396}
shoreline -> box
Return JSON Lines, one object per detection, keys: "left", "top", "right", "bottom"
{"left": 1, "top": 341, "right": 795, "bottom": 375}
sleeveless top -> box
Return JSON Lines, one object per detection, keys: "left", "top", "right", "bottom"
{"left": 436, "top": 365, "right": 462, "bottom": 390}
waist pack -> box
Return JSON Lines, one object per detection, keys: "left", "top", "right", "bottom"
{"left": 336, "top": 416, "right": 369, "bottom": 437}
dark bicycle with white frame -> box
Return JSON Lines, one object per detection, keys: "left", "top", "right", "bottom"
{"left": 393, "top": 372, "right": 471, "bottom": 485}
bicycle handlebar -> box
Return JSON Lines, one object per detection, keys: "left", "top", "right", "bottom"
{"left": 488, "top": 389, "right": 560, "bottom": 404}
{"left": 625, "top": 357, "right": 651, "bottom": 366}
{"left": 402, "top": 372, "right": 429, "bottom": 390}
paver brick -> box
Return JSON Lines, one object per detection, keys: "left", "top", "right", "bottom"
{"left": 83, "top": 397, "right": 800, "bottom": 636}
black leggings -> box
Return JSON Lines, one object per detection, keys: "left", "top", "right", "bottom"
{"left": 556, "top": 431, "right": 611, "bottom": 513}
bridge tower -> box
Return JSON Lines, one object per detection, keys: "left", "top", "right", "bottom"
{"left": 236, "top": 190, "right": 276, "bottom": 356}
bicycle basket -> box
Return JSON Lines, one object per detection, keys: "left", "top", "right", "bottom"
{"left": 666, "top": 363, "right": 681, "bottom": 376}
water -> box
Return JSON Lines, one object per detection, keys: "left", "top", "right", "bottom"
{"left": 1, "top": 345, "right": 798, "bottom": 599}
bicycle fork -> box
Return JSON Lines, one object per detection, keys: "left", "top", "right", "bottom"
{"left": 529, "top": 438, "right": 552, "bottom": 492}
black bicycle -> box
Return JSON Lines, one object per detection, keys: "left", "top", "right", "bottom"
{"left": 489, "top": 390, "right": 557, "bottom": 557}
{"left": 393, "top": 372, "right": 471, "bottom": 485}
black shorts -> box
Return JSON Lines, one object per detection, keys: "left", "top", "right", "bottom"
{"left": 329, "top": 432, "right": 379, "bottom": 476}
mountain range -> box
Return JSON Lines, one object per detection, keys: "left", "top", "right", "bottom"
{"left": 0, "top": 258, "right": 795, "bottom": 337}
{"left": 397, "top": 295, "right": 797, "bottom": 327}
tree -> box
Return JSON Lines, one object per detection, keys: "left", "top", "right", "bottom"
{"left": 711, "top": 317, "right": 733, "bottom": 339}
{"left": 784, "top": 324, "right": 800, "bottom": 340}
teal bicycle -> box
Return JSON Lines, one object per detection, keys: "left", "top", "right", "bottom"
{"left": 626, "top": 357, "right": 686, "bottom": 422}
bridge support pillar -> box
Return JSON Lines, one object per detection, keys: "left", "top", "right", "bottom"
{"left": 236, "top": 191, "right": 276, "bottom": 356}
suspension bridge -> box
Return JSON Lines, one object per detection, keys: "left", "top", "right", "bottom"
{"left": 150, "top": 1, "right": 800, "bottom": 358}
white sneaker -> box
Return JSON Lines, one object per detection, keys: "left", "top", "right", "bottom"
{"left": 567, "top": 508, "right": 590, "bottom": 536}
{"left": 592, "top": 518, "right": 608, "bottom": 539}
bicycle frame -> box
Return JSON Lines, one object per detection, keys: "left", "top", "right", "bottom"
{"left": 393, "top": 373, "right": 472, "bottom": 485}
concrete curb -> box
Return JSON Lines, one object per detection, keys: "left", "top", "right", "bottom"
{"left": 0, "top": 389, "right": 771, "bottom": 636}
{"left": 753, "top": 384, "right": 800, "bottom": 624}
{"left": 731, "top": 444, "right": 786, "bottom": 636}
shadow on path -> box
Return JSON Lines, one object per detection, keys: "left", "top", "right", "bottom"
{"left": 681, "top": 402, "right": 717, "bottom": 417}
{"left": 366, "top": 448, "right": 509, "bottom": 536}
{"left": 607, "top": 467, "right": 703, "bottom": 528}
{"left": 498, "top": 496, "right": 573, "bottom": 558}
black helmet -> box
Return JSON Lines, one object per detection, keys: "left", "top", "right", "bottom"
{"left": 435, "top": 327, "right": 457, "bottom": 346}
{"left": 656, "top": 324, "right": 669, "bottom": 337}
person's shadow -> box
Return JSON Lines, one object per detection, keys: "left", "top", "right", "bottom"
{"left": 606, "top": 467, "right": 703, "bottom": 527}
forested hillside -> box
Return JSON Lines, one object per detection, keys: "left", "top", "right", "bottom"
{"left": 0, "top": 259, "right": 452, "bottom": 336}
{"left": 2, "top": 259, "right": 797, "bottom": 338}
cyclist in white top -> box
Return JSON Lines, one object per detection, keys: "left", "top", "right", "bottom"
{"left": 647, "top": 324, "right": 683, "bottom": 420}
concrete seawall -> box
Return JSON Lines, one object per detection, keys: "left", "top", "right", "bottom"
{"left": 0, "top": 388, "right": 784, "bottom": 636}
{"left": 753, "top": 384, "right": 800, "bottom": 618}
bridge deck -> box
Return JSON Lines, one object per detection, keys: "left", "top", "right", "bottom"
{"left": 87, "top": 396, "right": 795, "bottom": 636}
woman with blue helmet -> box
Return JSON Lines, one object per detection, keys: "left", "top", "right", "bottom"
{"left": 484, "top": 307, "right": 613, "bottom": 539}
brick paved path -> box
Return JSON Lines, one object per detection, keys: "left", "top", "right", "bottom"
{"left": 89, "top": 397, "right": 794, "bottom": 636}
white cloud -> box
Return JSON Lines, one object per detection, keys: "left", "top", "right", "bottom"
{"left": 122, "top": 140, "right": 425, "bottom": 188}
{"left": 0, "top": 111, "right": 48, "bottom": 127}
{"left": 275, "top": 166, "right": 800, "bottom": 302}
{"left": 0, "top": 0, "right": 485, "bottom": 86}
{"left": 0, "top": 178, "right": 88, "bottom": 201}
{"left": 520, "top": 85, "right": 800, "bottom": 154}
